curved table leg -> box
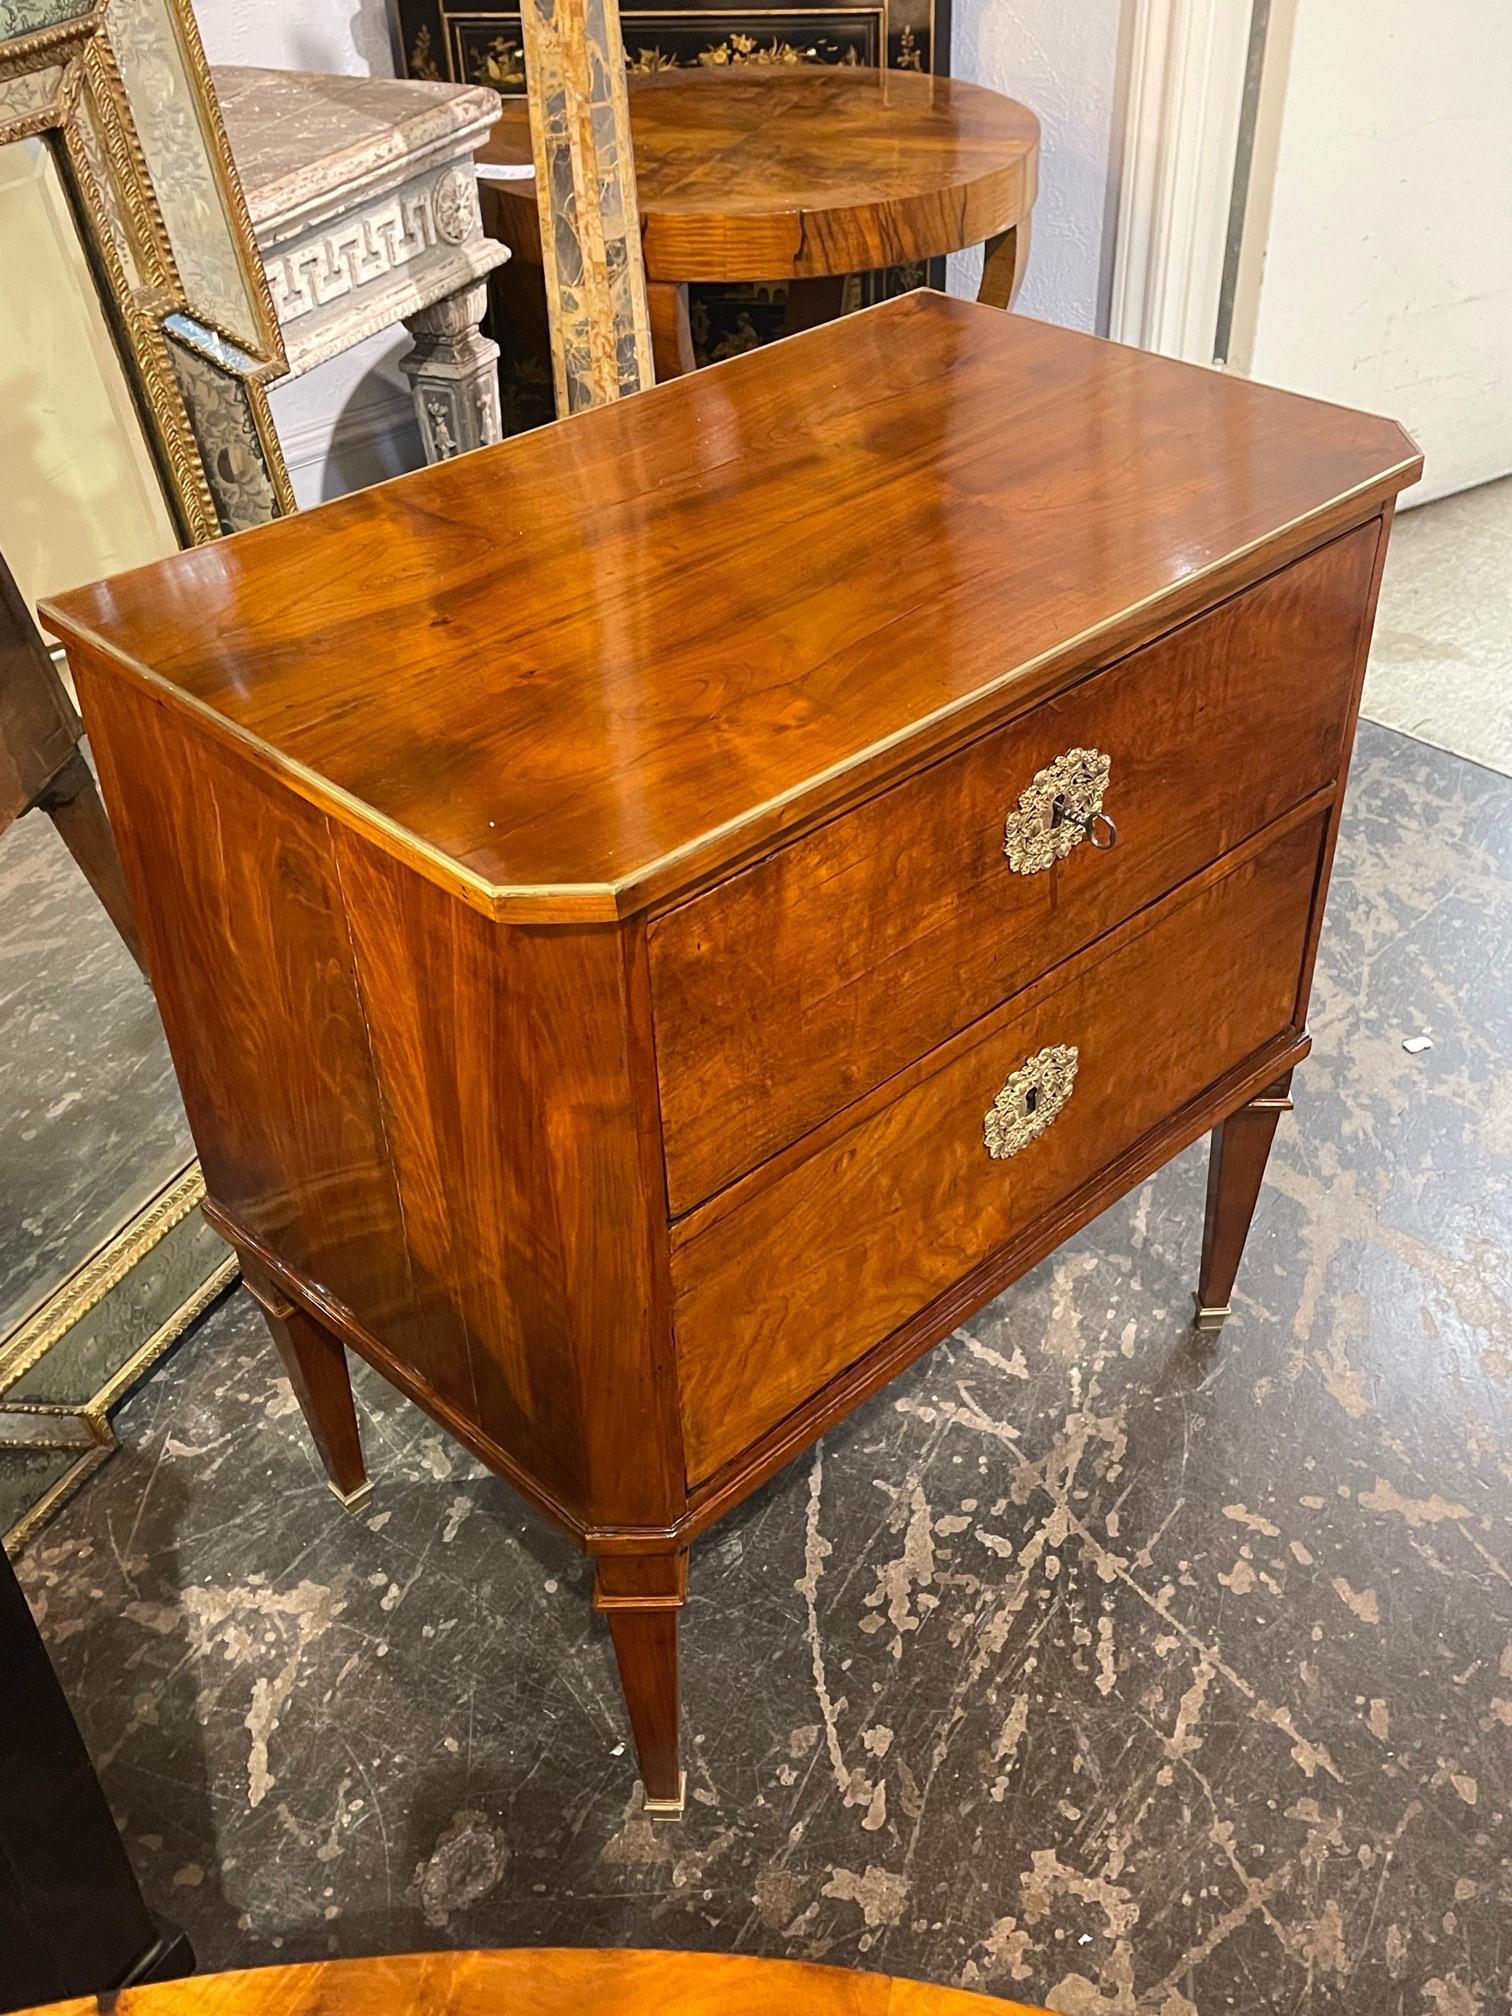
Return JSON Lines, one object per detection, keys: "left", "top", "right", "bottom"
{"left": 978, "top": 218, "right": 1033, "bottom": 310}
{"left": 648, "top": 280, "right": 696, "bottom": 381}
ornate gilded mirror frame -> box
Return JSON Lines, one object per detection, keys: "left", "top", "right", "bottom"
{"left": 1, "top": 0, "right": 294, "bottom": 1550}
{"left": 0, "top": 0, "right": 292, "bottom": 539}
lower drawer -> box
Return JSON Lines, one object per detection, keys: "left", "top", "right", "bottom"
{"left": 672, "top": 812, "right": 1324, "bottom": 1484}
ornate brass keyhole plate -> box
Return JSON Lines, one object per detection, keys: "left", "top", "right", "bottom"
{"left": 983, "top": 1043, "right": 1079, "bottom": 1160}
{"left": 1003, "top": 748, "right": 1113, "bottom": 875}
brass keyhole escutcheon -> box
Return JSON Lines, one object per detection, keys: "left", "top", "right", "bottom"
{"left": 984, "top": 1043, "right": 1079, "bottom": 1160}
{"left": 1003, "top": 748, "right": 1114, "bottom": 875}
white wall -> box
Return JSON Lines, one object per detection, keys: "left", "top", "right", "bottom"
{"left": 949, "top": 0, "right": 1128, "bottom": 332}
{"left": 193, "top": 0, "right": 421, "bottom": 505}
{"left": 1245, "top": 0, "right": 1512, "bottom": 506}
{"left": 192, "top": 0, "right": 392, "bottom": 80}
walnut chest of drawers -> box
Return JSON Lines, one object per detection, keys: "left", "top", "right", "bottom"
{"left": 44, "top": 291, "right": 1420, "bottom": 1815}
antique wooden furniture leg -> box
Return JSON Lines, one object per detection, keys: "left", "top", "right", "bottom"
{"left": 3, "top": 552, "right": 145, "bottom": 973}
{"left": 593, "top": 1553, "right": 687, "bottom": 1816}
{"left": 239, "top": 1260, "right": 370, "bottom": 1508}
{"left": 401, "top": 281, "right": 504, "bottom": 461}
{"left": 1194, "top": 1072, "right": 1295, "bottom": 1330}
{"left": 34, "top": 749, "right": 146, "bottom": 972}
{"left": 978, "top": 219, "right": 1032, "bottom": 309}
{"left": 647, "top": 279, "right": 696, "bottom": 381}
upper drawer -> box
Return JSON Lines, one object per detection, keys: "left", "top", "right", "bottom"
{"left": 649, "top": 524, "right": 1379, "bottom": 1212}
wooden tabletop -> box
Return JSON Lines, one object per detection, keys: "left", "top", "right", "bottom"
{"left": 28, "top": 1949, "right": 1050, "bottom": 2016}
{"left": 44, "top": 293, "right": 1419, "bottom": 924}
{"left": 480, "top": 66, "right": 1040, "bottom": 280}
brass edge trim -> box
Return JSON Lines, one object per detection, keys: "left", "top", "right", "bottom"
{"left": 49, "top": 475, "right": 1412, "bottom": 925}
{"left": 5, "top": 1445, "right": 114, "bottom": 1557}
{"left": 0, "top": 1162, "right": 208, "bottom": 1392}
{"left": 593, "top": 1590, "right": 689, "bottom": 1612}
{"left": 47, "top": 636, "right": 528, "bottom": 921}
{"left": 642, "top": 1771, "right": 686, "bottom": 1821}
{"left": 613, "top": 475, "right": 1420, "bottom": 910}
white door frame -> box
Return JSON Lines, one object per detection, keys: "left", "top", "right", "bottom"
{"left": 1107, "top": 0, "right": 1266, "bottom": 364}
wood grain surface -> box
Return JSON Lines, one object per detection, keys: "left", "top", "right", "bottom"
{"left": 42, "top": 291, "right": 1418, "bottom": 1804}
{"left": 42, "top": 293, "right": 1420, "bottom": 924}
{"left": 672, "top": 813, "right": 1325, "bottom": 1481}
{"left": 24, "top": 1948, "right": 1050, "bottom": 2016}
{"left": 650, "top": 525, "right": 1380, "bottom": 1210}
{"left": 480, "top": 65, "right": 1040, "bottom": 282}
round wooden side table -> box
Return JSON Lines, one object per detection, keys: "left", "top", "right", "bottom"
{"left": 30, "top": 1950, "right": 1052, "bottom": 2016}
{"left": 479, "top": 66, "right": 1040, "bottom": 382}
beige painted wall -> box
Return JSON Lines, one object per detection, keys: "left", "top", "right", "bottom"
{"left": 0, "top": 137, "right": 179, "bottom": 616}
{"left": 1243, "top": 0, "right": 1512, "bottom": 506}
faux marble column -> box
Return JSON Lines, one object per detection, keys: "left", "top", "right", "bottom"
{"left": 517, "top": 0, "right": 655, "bottom": 413}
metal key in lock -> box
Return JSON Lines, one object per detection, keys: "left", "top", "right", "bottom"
{"left": 1002, "top": 747, "right": 1116, "bottom": 874}
{"left": 1050, "top": 793, "right": 1118, "bottom": 850}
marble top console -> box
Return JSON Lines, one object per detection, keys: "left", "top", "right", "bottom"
{"left": 217, "top": 66, "right": 509, "bottom": 461}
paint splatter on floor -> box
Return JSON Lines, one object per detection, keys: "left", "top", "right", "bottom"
{"left": 18, "top": 725, "right": 1512, "bottom": 2013}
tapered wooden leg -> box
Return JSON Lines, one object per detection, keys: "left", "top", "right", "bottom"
{"left": 978, "top": 219, "right": 1033, "bottom": 309}
{"left": 594, "top": 1551, "right": 687, "bottom": 1817}
{"left": 239, "top": 1255, "right": 370, "bottom": 1506}
{"left": 36, "top": 749, "right": 147, "bottom": 974}
{"left": 1194, "top": 1072, "right": 1295, "bottom": 1331}
{"left": 647, "top": 280, "right": 695, "bottom": 381}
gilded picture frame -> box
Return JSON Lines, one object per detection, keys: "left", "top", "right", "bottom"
{"left": 0, "top": 0, "right": 293, "bottom": 541}
{"left": 1, "top": 0, "right": 293, "bottom": 1550}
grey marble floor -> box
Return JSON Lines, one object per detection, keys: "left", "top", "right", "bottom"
{"left": 16, "top": 719, "right": 1511, "bottom": 2016}
{"left": 0, "top": 801, "right": 190, "bottom": 1336}
{"left": 1365, "top": 475, "right": 1512, "bottom": 778}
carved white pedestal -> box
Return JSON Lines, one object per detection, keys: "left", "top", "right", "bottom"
{"left": 216, "top": 67, "right": 508, "bottom": 464}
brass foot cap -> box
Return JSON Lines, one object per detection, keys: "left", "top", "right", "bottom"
{"left": 329, "top": 1477, "right": 374, "bottom": 1511}
{"left": 642, "top": 1771, "right": 687, "bottom": 1822}
{"left": 1192, "top": 1296, "right": 1232, "bottom": 1333}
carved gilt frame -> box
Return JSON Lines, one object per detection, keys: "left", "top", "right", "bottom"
{"left": 0, "top": 0, "right": 294, "bottom": 539}
{"left": 2, "top": 0, "right": 293, "bottom": 1550}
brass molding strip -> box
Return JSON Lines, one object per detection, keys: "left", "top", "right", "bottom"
{"left": 2, "top": 1245, "right": 237, "bottom": 1556}
{"left": 0, "top": 1161, "right": 208, "bottom": 1394}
